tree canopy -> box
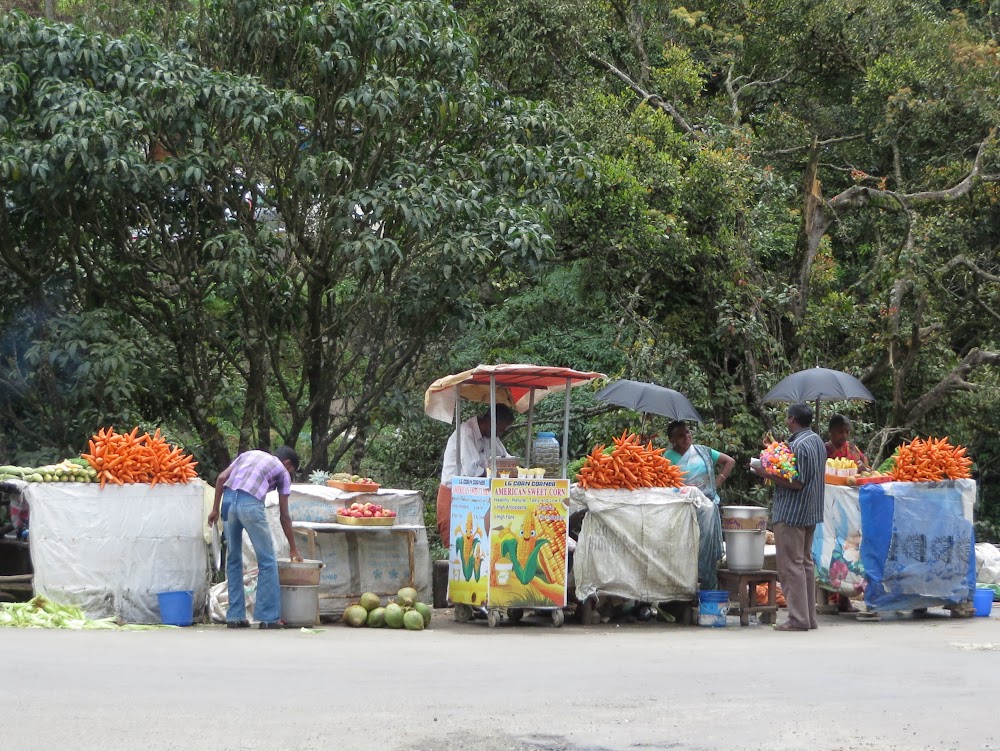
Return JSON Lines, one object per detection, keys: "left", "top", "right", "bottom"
{"left": 2, "top": 0, "right": 999, "bottom": 539}
{"left": 1, "top": 2, "right": 588, "bottom": 473}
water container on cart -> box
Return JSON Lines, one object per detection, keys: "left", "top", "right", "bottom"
{"left": 532, "top": 432, "right": 561, "bottom": 478}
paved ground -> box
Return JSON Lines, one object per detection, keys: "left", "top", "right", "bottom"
{"left": 2, "top": 607, "right": 998, "bottom": 751}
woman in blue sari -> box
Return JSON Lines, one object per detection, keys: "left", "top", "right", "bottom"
{"left": 666, "top": 421, "right": 736, "bottom": 589}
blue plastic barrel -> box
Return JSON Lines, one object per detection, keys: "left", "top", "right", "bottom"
{"left": 697, "top": 590, "right": 730, "bottom": 627}
{"left": 157, "top": 590, "right": 194, "bottom": 626}
{"left": 973, "top": 587, "right": 994, "bottom": 617}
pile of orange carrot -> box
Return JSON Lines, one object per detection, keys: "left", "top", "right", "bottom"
{"left": 81, "top": 427, "right": 199, "bottom": 489}
{"left": 891, "top": 436, "right": 972, "bottom": 482}
{"left": 576, "top": 430, "right": 684, "bottom": 490}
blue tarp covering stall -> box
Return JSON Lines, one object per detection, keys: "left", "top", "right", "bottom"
{"left": 859, "top": 480, "right": 976, "bottom": 612}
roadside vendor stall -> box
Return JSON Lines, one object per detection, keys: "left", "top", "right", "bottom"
{"left": 814, "top": 478, "right": 977, "bottom": 615}
{"left": 1, "top": 428, "right": 209, "bottom": 624}
{"left": 287, "top": 484, "right": 429, "bottom": 618}
{"left": 576, "top": 379, "right": 739, "bottom": 626}
{"left": 208, "top": 483, "right": 430, "bottom": 622}
{"left": 570, "top": 485, "right": 710, "bottom": 625}
{"left": 425, "top": 364, "right": 604, "bottom": 628}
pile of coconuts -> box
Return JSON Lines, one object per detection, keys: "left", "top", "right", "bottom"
{"left": 343, "top": 587, "right": 431, "bottom": 631}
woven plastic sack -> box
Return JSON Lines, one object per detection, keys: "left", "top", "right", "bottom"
{"left": 573, "top": 486, "right": 710, "bottom": 603}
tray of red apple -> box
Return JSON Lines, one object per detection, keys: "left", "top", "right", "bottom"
{"left": 335, "top": 501, "right": 397, "bottom": 526}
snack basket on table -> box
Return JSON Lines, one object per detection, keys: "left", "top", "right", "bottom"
{"left": 326, "top": 472, "right": 381, "bottom": 493}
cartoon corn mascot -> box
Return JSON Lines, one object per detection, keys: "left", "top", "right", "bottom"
{"left": 500, "top": 513, "right": 549, "bottom": 585}
{"left": 454, "top": 512, "right": 484, "bottom": 581}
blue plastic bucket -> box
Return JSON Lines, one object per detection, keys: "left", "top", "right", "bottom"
{"left": 157, "top": 590, "right": 194, "bottom": 626}
{"left": 973, "top": 587, "right": 994, "bottom": 617}
{"left": 697, "top": 590, "right": 730, "bottom": 627}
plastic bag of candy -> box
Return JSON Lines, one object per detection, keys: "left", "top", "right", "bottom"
{"left": 759, "top": 441, "right": 798, "bottom": 480}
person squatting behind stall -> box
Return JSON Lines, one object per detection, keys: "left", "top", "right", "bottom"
{"left": 665, "top": 421, "right": 736, "bottom": 590}
{"left": 752, "top": 402, "right": 826, "bottom": 632}
{"left": 436, "top": 404, "right": 514, "bottom": 547}
{"left": 825, "top": 414, "right": 870, "bottom": 472}
{"left": 824, "top": 414, "right": 866, "bottom": 613}
{"left": 208, "top": 446, "right": 302, "bottom": 629}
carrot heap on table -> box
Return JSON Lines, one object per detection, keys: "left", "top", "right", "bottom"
{"left": 891, "top": 436, "right": 972, "bottom": 482}
{"left": 81, "top": 427, "right": 199, "bottom": 489}
{"left": 576, "top": 430, "right": 684, "bottom": 490}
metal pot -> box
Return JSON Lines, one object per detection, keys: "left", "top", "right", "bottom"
{"left": 723, "top": 529, "right": 766, "bottom": 571}
{"left": 277, "top": 558, "right": 324, "bottom": 586}
{"left": 279, "top": 585, "right": 319, "bottom": 626}
{"left": 721, "top": 505, "right": 768, "bottom": 531}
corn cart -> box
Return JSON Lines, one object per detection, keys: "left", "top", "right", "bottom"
{"left": 425, "top": 364, "right": 605, "bottom": 628}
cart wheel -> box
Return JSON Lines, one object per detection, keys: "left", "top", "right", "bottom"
{"left": 487, "top": 609, "right": 501, "bottom": 628}
{"left": 551, "top": 609, "right": 565, "bottom": 628}
{"left": 507, "top": 608, "right": 524, "bottom": 623}
{"left": 454, "top": 604, "right": 472, "bottom": 623}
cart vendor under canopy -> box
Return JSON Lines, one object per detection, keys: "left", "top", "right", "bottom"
{"left": 425, "top": 364, "right": 606, "bottom": 549}
{"left": 437, "top": 403, "right": 515, "bottom": 546}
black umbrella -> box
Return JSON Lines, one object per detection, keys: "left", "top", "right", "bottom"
{"left": 762, "top": 367, "right": 875, "bottom": 423}
{"left": 595, "top": 379, "right": 703, "bottom": 422}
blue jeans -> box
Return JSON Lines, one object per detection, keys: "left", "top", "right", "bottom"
{"left": 224, "top": 489, "right": 280, "bottom": 624}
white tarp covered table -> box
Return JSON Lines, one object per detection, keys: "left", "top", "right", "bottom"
{"left": 208, "top": 484, "right": 431, "bottom": 621}
{"left": 26, "top": 481, "right": 209, "bottom": 623}
{"left": 286, "top": 485, "right": 430, "bottom": 617}
{"left": 572, "top": 486, "right": 711, "bottom": 603}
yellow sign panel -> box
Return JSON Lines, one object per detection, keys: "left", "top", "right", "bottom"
{"left": 488, "top": 479, "right": 570, "bottom": 608}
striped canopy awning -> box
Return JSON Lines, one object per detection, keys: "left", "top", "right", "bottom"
{"left": 423, "top": 364, "right": 606, "bottom": 423}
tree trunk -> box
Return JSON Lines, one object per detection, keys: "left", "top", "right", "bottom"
{"left": 306, "top": 279, "right": 331, "bottom": 470}
{"left": 785, "top": 138, "right": 828, "bottom": 352}
{"left": 244, "top": 341, "right": 271, "bottom": 452}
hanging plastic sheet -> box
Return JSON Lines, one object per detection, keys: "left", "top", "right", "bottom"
{"left": 813, "top": 485, "right": 866, "bottom": 597}
{"left": 28, "top": 481, "right": 209, "bottom": 623}
{"left": 860, "top": 480, "right": 976, "bottom": 612}
{"left": 572, "top": 486, "right": 709, "bottom": 603}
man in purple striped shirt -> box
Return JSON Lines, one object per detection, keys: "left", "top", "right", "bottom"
{"left": 208, "top": 447, "right": 302, "bottom": 629}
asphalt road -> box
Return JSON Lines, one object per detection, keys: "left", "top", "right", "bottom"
{"left": 3, "top": 608, "right": 998, "bottom": 751}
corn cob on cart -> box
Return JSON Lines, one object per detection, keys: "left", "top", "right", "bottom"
{"left": 425, "top": 364, "right": 605, "bottom": 628}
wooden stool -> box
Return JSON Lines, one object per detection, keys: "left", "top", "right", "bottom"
{"left": 716, "top": 568, "right": 779, "bottom": 626}
{"left": 815, "top": 583, "right": 839, "bottom": 615}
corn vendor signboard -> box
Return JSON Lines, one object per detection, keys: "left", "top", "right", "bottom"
{"left": 448, "top": 477, "right": 491, "bottom": 607}
{"left": 488, "top": 478, "right": 570, "bottom": 608}
{"left": 448, "top": 477, "right": 571, "bottom": 610}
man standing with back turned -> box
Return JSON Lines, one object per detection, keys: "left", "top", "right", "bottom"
{"left": 208, "top": 446, "right": 303, "bottom": 629}
{"left": 753, "top": 402, "right": 826, "bottom": 632}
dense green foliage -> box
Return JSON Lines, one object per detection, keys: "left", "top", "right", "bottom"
{"left": 0, "top": 1, "right": 588, "bottom": 476}
{"left": 2, "top": 0, "right": 999, "bottom": 542}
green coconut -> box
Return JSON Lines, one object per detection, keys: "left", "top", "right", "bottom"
{"left": 359, "top": 592, "right": 381, "bottom": 612}
{"left": 396, "top": 587, "right": 418, "bottom": 607}
{"left": 366, "top": 607, "right": 386, "bottom": 628}
{"left": 413, "top": 602, "right": 432, "bottom": 627}
{"left": 343, "top": 604, "right": 368, "bottom": 627}
{"left": 384, "top": 602, "right": 405, "bottom": 629}
{"left": 403, "top": 609, "right": 425, "bottom": 631}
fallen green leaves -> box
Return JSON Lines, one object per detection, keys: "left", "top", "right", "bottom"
{"left": 0, "top": 596, "right": 172, "bottom": 630}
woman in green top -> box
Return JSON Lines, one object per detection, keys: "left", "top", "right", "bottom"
{"left": 666, "top": 421, "right": 736, "bottom": 589}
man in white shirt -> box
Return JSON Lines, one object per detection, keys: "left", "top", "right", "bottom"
{"left": 436, "top": 404, "right": 514, "bottom": 547}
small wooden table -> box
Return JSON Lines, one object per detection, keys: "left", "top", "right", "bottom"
{"left": 716, "top": 568, "right": 779, "bottom": 626}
